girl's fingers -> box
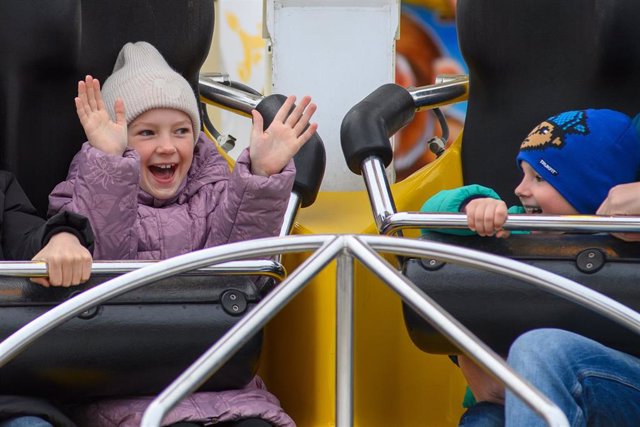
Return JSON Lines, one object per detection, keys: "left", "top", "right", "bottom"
{"left": 293, "top": 103, "right": 317, "bottom": 137}
{"left": 77, "top": 81, "right": 91, "bottom": 115}
{"left": 297, "top": 122, "right": 318, "bottom": 146}
{"left": 75, "top": 97, "right": 87, "bottom": 120}
{"left": 273, "top": 95, "right": 296, "bottom": 124}
{"left": 251, "top": 110, "right": 265, "bottom": 137}
{"left": 114, "top": 99, "right": 126, "bottom": 126}
{"left": 86, "top": 77, "right": 99, "bottom": 110}
{"left": 284, "top": 96, "right": 311, "bottom": 127}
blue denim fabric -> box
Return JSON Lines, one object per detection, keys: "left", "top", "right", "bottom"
{"left": 459, "top": 401, "right": 505, "bottom": 427}
{"left": 505, "top": 328, "right": 640, "bottom": 427}
{"left": 0, "top": 417, "right": 53, "bottom": 427}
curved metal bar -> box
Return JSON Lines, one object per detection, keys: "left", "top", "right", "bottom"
{"left": 141, "top": 236, "right": 345, "bottom": 427}
{"left": 362, "top": 157, "right": 397, "bottom": 231}
{"left": 279, "top": 193, "right": 301, "bottom": 237}
{"left": 198, "top": 76, "right": 262, "bottom": 115}
{"left": 4, "top": 234, "right": 640, "bottom": 427}
{"left": 408, "top": 76, "right": 469, "bottom": 112}
{"left": 0, "top": 260, "right": 286, "bottom": 281}
{"left": 143, "top": 235, "right": 640, "bottom": 427}
{"left": 347, "top": 236, "right": 569, "bottom": 427}
{"left": 381, "top": 211, "right": 640, "bottom": 235}
{"left": 0, "top": 235, "right": 332, "bottom": 367}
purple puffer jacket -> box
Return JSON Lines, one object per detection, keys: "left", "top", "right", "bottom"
{"left": 50, "top": 132, "right": 295, "bottom": 260}
{"left": 49, "top": 132, "right": 296, "bottom": 427}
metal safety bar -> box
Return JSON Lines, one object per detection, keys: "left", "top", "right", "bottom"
{"left": 198, "top": 74, "right": 262, "bottom": 116}
{"left": 408, "top": 75, "right": 469, "bottom": 112}
{"left": 361, "top": 156, "right": 640, "bottom": 235}
{"left": 0, "top": 260, "right": 286, "bottom": 281}
{"left": 3, "top": 235, "right": 640, "bottom": 426}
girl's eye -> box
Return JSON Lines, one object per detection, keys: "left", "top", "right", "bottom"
{"left": 534, "top": 174, "right": 544, "bottom": 183}
{"left": 175, "top": 127, "right": 191, "bottom": 135}
{"left": 138, "top": 129, "right": 153, "bottom": 137}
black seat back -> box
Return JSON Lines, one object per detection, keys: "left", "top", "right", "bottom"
{"left": 458, "top": 0, "right": 640, "bottom": 205}
{"left": 0, "top": 274, "right": 266, "bottom": 399}
{"left": 0, "top": 0, "right": 213, "bottom": 215}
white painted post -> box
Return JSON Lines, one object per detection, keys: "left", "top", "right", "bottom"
{"left": 265, "top": 0, "right": 400, "bottom": 191}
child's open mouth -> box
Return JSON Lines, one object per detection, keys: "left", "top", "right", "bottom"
{"left": 149, "top": 164, "right": 176, "bottom": 182}
{"left": 523, "top": 205, "right": 543, "bottom": 214}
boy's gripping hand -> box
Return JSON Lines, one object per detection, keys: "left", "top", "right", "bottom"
{"left": 597, "top": 182, "right": 640, "bottom": 242}
{"left": 249, "top": 95, "right": 318, "bottom": 177}
{"left": 30, "top": 232, "right": 92, "bottom": 288}
{"left": 464, "top": 197, "right": 510, "bottom": 238}
{"left": 75, "top": 75, "right": 128, "bottom": 156}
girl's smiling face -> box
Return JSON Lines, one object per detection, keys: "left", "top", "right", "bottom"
{"left": 515, "top": 161, "right": 578, "bottom": 215}
{"left": 127, "top": 108, "right": 194, "bottom": 200}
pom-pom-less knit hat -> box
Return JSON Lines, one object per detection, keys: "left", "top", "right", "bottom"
{"left": 101, "top": 41, "right": 201, "bottom": 139}
{"left": 516, "top": 109, "right": 640, "bottom": 213}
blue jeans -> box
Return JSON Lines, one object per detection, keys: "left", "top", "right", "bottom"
{"left": 505, "top": 328, "right": 640, "bottom": 427}
{"left": 0, "top": 417, "right": 53, "bottom": 427}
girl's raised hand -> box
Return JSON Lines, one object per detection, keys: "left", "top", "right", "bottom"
{"left": 249, "top": 95, "right": 318, "bottom": 177}
{"left": 75, "top": 75, "right": 128, "bottom": 156}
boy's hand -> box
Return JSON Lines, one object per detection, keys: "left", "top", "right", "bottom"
{"left": 30, "top": 232, "right": 92, "bottom": 288}
{"left": 597, "top": 182, "right": 640, "bottom": 241}
{"left": 249, "top": 95, "right": 318, "bottom": 177}
{"left": 459, "top": 355, "right": 506, "bottom": 404}
{"left": 75, "top": 75, "right": 128, "bottom": 156}
{"left": 464, "top": 198, "right": 510, "bottom": 238}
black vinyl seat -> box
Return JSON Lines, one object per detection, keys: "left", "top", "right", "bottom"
{"left": 404, "top": 233, "right": 640, "bottom": 356}
{"left": 0, "top": 273, "right": 268, "bottom": 399}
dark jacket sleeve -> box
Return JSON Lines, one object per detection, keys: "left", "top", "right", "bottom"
{"left": 0, "top": 171, "right": 94, "bottom": 260}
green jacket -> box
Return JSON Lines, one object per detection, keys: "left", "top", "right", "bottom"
{"left": 420, "top": 184, "right": 526, "bottom": 236}
{"left": 420, "top": 184, "right": 526, "bottom": 407}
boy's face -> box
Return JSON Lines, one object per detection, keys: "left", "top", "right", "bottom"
{"left": 515, "top": 161, "right": 578, "bottom": 215}
{"left": 127, "top": 108, "right": 194, "bottom": 200}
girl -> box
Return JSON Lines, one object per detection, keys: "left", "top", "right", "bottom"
{"left": 50, "top": 41, "right": 318, "bottom": 427}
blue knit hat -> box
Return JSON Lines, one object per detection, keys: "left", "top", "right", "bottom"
{"left": 516, "top": 109, "right": 640, "bottom": 213}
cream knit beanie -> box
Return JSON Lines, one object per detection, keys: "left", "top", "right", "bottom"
{"left": 101, "top": 41, "right": 201, "bottom": 139}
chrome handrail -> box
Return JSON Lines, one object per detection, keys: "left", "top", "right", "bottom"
{"left": 408, "top": 75, "right": 469, "bottom": 112}
{"left": 198, "top": 75, "right": 262, "bottom": 115}
{"left": 361, "top": 156, "right": 640, "bottom": 235}
{"left": 381, "top": 211, "right": 640, "bottom": 235}
{"left": 0, "top": 260, "right": 286, "bottom": 281}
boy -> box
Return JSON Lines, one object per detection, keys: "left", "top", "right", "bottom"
{"left": 421, "top": 109, "right": 640, "bottom": 426}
